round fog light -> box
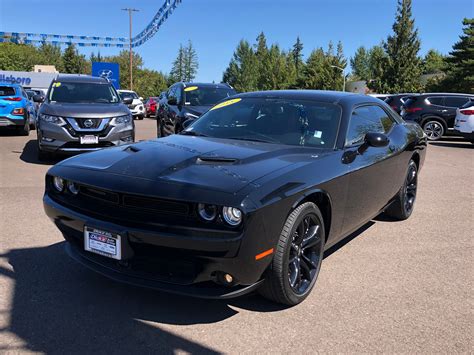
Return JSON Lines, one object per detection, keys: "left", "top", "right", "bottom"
{"left": 67, "top": 181, "right": 79, "bottom": 195}
{"left": 53, "top": 177, "right": 65, "bottom": 192}
{"left": 222, "top": 207, "right": 242, "bottom": 226}
{"left": 198, "top": 203, "right": 217, "bottom": 221}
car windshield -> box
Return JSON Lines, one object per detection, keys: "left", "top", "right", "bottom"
{"left": 49, "top": 82, "right": 120, "bottom": 103}
{"left": 119, "top": 91, "right": 138, "bottom": 100}
{"left": 184, "top": 87, "right": 236, "bottom": 106}
{"left": 0, "top": 86, "right": 17, "bottom": 97}
{"left": 185, "top": 98, "right": 342, "bottom": 148}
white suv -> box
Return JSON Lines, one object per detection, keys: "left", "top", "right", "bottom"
{"left": 117, "top": 90, "right": 145, "bottom": 120}
{"left": 454, "top": 103, "right": 474, "bottom": 143}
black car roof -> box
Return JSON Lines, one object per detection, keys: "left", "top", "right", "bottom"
{"left": 180, "top": 82, "right": 233, "bottom": 89}
{"left": 419, "top": 92, "right": 474, "bottom": 97}
{"left": 232, "top": 90, "right": 377, "bottom": 105}
{"left": 55, "top": 75, "right": 109, "bottom": 84}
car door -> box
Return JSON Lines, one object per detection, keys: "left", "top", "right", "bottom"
{"left": 443, "top": 96, "right": 471, "bottom": 128}
{"left": 160, "top": 85, "right": 181, "bottom": 136}
{"left": 341, "top": 104, "right": 402, "bottom": 235}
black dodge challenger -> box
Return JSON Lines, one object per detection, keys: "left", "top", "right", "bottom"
{"left": 43, "top": 91, "right": 427, "bottom": 305}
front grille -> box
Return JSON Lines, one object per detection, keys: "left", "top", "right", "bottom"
{"left": 123, "top": 194, "right": 189, "bottom": 214}
{"left": 75, "top": 118, "right": 103, "bottom": 129}
{"left": 62, "top": 141, "right": 115, "bottom": 149}
{"left": 81, "top": 186, "right": 120, "bottom": 203}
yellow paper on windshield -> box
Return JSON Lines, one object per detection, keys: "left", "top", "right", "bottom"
{"left": 53, "top": 82, "right": 61, "bottom": 87}
{"left": 211, "top": 98, "right": 242, "bottom": 111}
{"left": 184, "top": 86, "right": 198, "bottom": 92}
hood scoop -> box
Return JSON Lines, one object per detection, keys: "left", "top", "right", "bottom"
{"left": 196, "top": 156, "right": 238, "bottom": 165}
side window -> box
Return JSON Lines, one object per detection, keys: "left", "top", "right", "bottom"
{"left": 427, "top": 97, "right": 444, "bottom": 106}
{"left": 167, "top": 87, "right": 177, "bottom": 102}
{"left": 444, "top": 96, "right": 469, "bottom": 108}
{"left": 345, "top": 106, "right": 395, "bottom": 146}
{"left": 175, "top": 87, "right": 183, "bottom": 104}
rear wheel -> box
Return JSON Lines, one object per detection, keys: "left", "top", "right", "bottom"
{"left": 423, "top": 120, "right": 445, "bottom": 141}
{"left": 259, "top": 202, "right": 325, "bottom": 305}
{"left": 384, "top": 159, "right": 418, "bottom": 220}
{"left": 17, "top": 117, "right": 30, "bottom": 136}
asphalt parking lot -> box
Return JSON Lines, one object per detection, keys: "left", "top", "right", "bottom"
{"left": 0, "top": 118, "right": 472, "bottom": 353}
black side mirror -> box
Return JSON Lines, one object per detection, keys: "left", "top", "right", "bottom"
{"left": 122, "top": 97, "right": 133, "bottom": 105}
{"left": 364, "top": 132, "right": 390, "bottom": 147}
{"left": 182, "top": 118, "right": 196, "bottom": 129}
{"left": 168, "top": 97, "right": 177, "bottom": 106}
{"left": 33, "top": 95, "right": 44, "bottom": 103}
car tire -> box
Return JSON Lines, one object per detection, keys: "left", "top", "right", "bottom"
{"left": 384, "top": 159, "right": 418, "bottom": 220}
{"left": 17, "top": 117, "right": 30, "bottom": 136}
{"left": 422, "top": 119, "right": 445, "bottom": 141}
{"left": 259, "top": 202, "right": 325, "bottom": 306}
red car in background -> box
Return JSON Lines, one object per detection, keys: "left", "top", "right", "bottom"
{"left": 144, "top": 97, "right": 159, "bottom": 118}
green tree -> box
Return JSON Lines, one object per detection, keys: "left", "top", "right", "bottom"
{"left": 0, "top": 43, "right": 40, "bottom": 71}
{"left": 255, "top": 32, "right": 269, "bottom": 89}
{"left": 304, "top": 47, "right": 330, "bottom": 90}
{"left": 329, "top": 41, "right": 347, "bottom": 91}
{"left": 134, "top": 68, "right": 168, "bottom": 98}
{"left": 101, "top": 50, "right": 144, "bottom": 90}
{"left": 380, "top": 0, "right": 422, "bottom": 92}
{"left": 169, "top": 44, "right": 186, "bottom": 82}
{"left": 292, "top": 36, "right": 305, "bottom": 88}
{"left": 62, "top": 43, "right": 88, "bottom": 74}
{"left": 350, "top": 46, "right": 371, "bottom": 81}
{"left": 367, "top": 44, "right": 389, "bottom": 93}
{"left": 222, "top": 40, "right": 258, "bottom": 92}
{"left": 422, "top": 49, "right": 446, "bottom": 74}
{"left": 435, "top": 18, "right": 474, "bottom": 92}
{"left": 38, "top": 42, "right": 64, "bottom": 71}
{"left": 183, "top": 41, "right": 199, "bottom": 82}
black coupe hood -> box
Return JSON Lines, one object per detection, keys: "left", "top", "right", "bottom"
{"left": 58, "top": 135, "right": 321, "bottom": 194}
{"left": 41, "top": 102, "right": 129, "bottom": 118}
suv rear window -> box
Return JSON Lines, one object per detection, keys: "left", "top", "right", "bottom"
{"left": 403, "top": 97, "right": 418, "bottom": 107}
{"left": 0, "top": 86, "right": 16, "bottom": 96}
{"left": 444, "top": 96, "right": 470, "bottom": 108}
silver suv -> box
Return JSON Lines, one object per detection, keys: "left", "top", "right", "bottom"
{"left": 36, "top": 75, "right": 135, "bottom": 160}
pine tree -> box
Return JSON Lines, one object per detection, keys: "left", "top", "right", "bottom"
{"left": 183, "top": 40, "right": 199, "bottom": 82}
{"left": 442, "top": 18, "right": 474, "bottom": 92}
{"left": 382, "top": 0, "right": 422, "bottom": 92}
{"left": 367, "top": 44, "right": 389, "bottom": 93}
{"left": 62, "top": 43, "right": 88, "bottom": 74}
{"left": 304, "top": 48, "right": 330, "bottom": 90}
{"left": 38, "top": 42, "right": 63, "bottom": 71}
{"left": 255, "top": 32, "right": 269, "bottom": 89}
{"left": 291, "top": 37, "right": 305, "bottom": 88}
{"left": 169, "top": 44, "right": 186, "bottom": 82}
{"left": 422, "top": 49, "right": 446, "bottom": 74}
{"left": 350, "top": 46, "right": 371, "bottom": 81}
{"left": 222, "top": 40, "right": 258, "bottom": 92}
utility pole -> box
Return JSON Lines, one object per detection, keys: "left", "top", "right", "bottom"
{"left": 122, "top": 8, "right": 139, "bottom": 91}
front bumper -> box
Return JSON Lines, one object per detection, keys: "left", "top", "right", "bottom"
{"left": 129, "top": 106, "right": 144, "bottom": 117}
{"left": 0, "top": 115, "right": 26, "bottom": 127}
{"left": 38, "top": 121, "right": 134, "bottom": 154}
{"left": 43, "top": 194, "right": 271, "bottom": 298}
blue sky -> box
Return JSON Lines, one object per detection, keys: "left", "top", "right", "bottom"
{"left": 1, "top": 0, "right": 472, "bottom": 82}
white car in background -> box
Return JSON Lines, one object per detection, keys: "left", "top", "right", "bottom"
{"left": 454, "top": 102, "right": 474, "bottom": 143}
{"left": 117, "top": 90, "right": 145, "bottom": 120}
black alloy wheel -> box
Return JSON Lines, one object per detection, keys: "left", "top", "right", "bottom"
{"left": 259, "top": 202, "right": 325, "bottom": 305}
{"left": 288, "top": 215, "right": 323, "bottom": 295}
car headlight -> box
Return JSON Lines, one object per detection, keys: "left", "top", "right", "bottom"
{"left": 52, "top": 176, "right": 65, "bottom": 192}
{"left": 197, "top": 203, "right": 218, "bottom": 221}
{"left": 112, "top": 114, "right": 132, "bottom": 125}
{"left": 40, "top": 114, "right": 66, "bottom": 126}
{"left": 222, "top": 206, "right": 242, "bottom": 226}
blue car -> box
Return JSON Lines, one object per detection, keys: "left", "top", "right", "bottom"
{"left": 0, "top": 83, "right": 37, "bottom": 135}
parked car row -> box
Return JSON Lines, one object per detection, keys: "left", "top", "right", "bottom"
{"left": 0, "top": 83, "right": 38, "bottom": 135}
{"left": 373, "top": 92, "right": 474, "bottom": 142}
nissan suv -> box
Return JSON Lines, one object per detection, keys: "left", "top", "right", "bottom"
{"left": 401, "top": 93, "right": 474, "bottom": 141}
{"left": 36, "top": 75, "right": 135, "bottom": 160}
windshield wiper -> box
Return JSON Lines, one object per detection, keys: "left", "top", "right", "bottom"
{"left": 226, "top": 137, "right": 276, "bottom": 144}
{"left": 180, "top": 131, "right": 208, "bottom": 137}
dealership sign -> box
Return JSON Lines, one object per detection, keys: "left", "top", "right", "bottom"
{"left": 92, "top": 62, "right": 120, "bottom": 89}
{"left": 0, "top": 70, "right": 58, "bottom": 89}
{"left": 0, "top": 73, "right": 32, "bottom": 85}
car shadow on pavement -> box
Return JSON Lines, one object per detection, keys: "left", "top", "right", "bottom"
{"left": 19, "top": 139, "right": 62, "bottom": 166}
{"left": 429, "top": 141, "right": 473, "bottom": 149}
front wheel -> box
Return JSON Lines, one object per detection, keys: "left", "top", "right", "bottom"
{"left": 17, "top": 117, "right": 30, "bottom": 136}
{"left": 259, "top": 202, "right": 325, "bottom": 306}
{"left": 423, "top": 120, "right": 445, "bottom": 141}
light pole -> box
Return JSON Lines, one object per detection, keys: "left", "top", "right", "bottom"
{"left": 331, "top": 65, "right": 345, "bottom": 92}
{"left": 122, "top": 8, "right": 139, "bottom": 91}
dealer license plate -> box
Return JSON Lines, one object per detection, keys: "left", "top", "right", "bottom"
{"left": 84, "top": 227, "right": 122, "bottom": 260}
{"left": 80, "top": 135, "right": 99, "bottom": 144}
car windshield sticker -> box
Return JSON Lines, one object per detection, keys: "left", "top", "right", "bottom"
{"left": 210, "top": 98, "right": 242, "bottom": 111}
{"left": 184, "top": 86, "right": 198, "bottom": 92}
{"left": 52, "top": 82, "right": 61, "bottom": 87}
{"left": 314, "top": 130, "right": 322, "bottom": 138}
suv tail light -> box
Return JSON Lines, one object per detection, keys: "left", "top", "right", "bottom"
{"left": 459, "top": 109, "right": 474, "bottom": 115}
{"left": 3, "top": 97, "right": 22, "bottom": 101}
{"left": 404, "top": 107, "right": 422, "bottom": 113}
